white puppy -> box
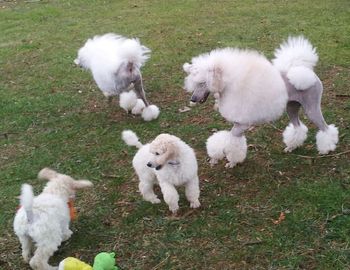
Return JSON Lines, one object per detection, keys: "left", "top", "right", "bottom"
{"left": 122, "top": 130, "right": 200, "bottom": 213}
{"left": 75, "top": 33, "right": 160, "bottom": 120}
{"left": 13, "top": 168, "right": 93, "bottom": 270}
{"left": 206, "top": 130, "right": 247, "bottom": 168}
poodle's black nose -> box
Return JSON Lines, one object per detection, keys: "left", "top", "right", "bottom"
{"left": 190, "top": 96, "right": 198, "bottom": 103}
{"left": 155, "top": 165, "right": 162, "bottom": 170}
{"left": 147, "top": 162, "right": 152, "bottom": 167}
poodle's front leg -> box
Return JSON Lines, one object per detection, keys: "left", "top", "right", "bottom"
{"left": 227, "top": 123, "right": 249, "bottom": 167}
{"left": 158, "top": 181, "right": 179, "bottom": 213}
{"left": 139, "top": 180, "right": 161, "bottom": 204}
{"left": 185, "top": 177, "right": 200, "bottom": 209}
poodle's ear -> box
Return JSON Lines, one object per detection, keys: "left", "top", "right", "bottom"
{"left": 38, "top": 168, "right": 58, "bottom": 181}
{"left": 72, "top": 180, "right": 93, "bottom": 190}
{"left": 183, "top": 63, "right": 192, "bottom": 74}
{"left": 207, "top": 66, "right": 224, "bottom": 93}
{"left": 157, "top": 142, "right": 178, "bottom": 165}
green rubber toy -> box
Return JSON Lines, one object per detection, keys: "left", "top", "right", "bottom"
{"left": 93, "top": 252, "right": 119, "bottom": 270}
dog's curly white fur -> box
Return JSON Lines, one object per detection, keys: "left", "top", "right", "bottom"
{"left": 13, "top": 168, "right": 93, "bottom": 270}
{"left": 206, "top": 130, "right": 247, "bottom": 168}
{"left": 122, "top": 130, "right": 200, "bottom": 213}
{"left": 75, "top": 33, "right": 160, "bottom": 121}
{"left": 184, "top": 36, "right": 338, "bottom": 163}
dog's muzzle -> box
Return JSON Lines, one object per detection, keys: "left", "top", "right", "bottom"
{"left": 146, "top": 162, "right": 162, "bottom": 170}
{"left": 191, "top": 91, "right": 210, "bottom": 103}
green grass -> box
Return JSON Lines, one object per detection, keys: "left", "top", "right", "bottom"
{"left": 1, "top": 0, "right": 350, "bottom": 269}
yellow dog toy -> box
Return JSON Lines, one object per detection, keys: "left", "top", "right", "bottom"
{"left": 58, "top": 252, "right": 118, "bottom": 270}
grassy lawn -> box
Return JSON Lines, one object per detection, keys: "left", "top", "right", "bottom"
{"left": 1, "top": 0, "right": 349, "bottom": 269}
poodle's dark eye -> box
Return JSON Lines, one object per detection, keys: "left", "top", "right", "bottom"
{"left": 155, "top": 152, "right": 160, "bottom": 156}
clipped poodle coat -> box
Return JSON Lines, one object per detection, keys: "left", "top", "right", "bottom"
{"left": 75, "top": 33, "right": 160, "bottom": 121}
{"left": 184, "top": 36, "right": 338, "bottom": 167}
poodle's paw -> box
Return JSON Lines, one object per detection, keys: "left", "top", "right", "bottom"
{"left": 150, "top": 197, "right": 161, "bottom": 204}
{"left": 316, "top": 124, "right": 339, "bottom": 154}
{"left": 62, "top": 229, "right": 73, "bottom": 241}
{"left": 225, "top": 162, "right": 236, "bottom": 168}
{"left": 283, "top": 123, "right": 308, "bottom": 152}
{"left": 283, "top": 146, "right": 296, "bottom": 153}
{"left": 22, "top": 252, "right": 31, "bottom": 263}
{"left": 168, "top": 204, "right": 179, "bottom": 214}
{"left": 190, "top": 200, "right": 201, "bottom": 209}
{"left": 209, "top": 158, "right": 218, "bottom": 167}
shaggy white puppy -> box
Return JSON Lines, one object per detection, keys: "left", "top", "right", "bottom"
{"left": 13, "top": 168, "right": 93, "bottom": 270}
{"left": 184, "top": 36, "right": 338, "bottom": 166}
{"left": 75, "top": 33, "right": 159, "bottom": 120}
{"left": 206, "top": 130, "right": 247, "bottom": 168}
{"left": 122, "top": 130, "right": 200, "bottom": 213}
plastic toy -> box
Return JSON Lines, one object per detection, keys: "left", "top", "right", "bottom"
{"left": 58, "top": 252, "right": 118, "bottom": 270}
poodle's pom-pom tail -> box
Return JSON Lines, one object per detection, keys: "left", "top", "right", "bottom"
{"left": 20, "top": 184, "right": 34, "bottom": 223}
{"left": 316, "top": 124, "right": 339, "bottom": 154}
{"left": 131, "top": 99, "right": 146, "bottom": 115}
{"left": 283, "top": 122, "right": 308, "bottom": 152}
{"left": 122, "top": 130, "right": 143, "bottom": 149}
{"left": 273, "top": 36, "right": 318, "bottom": 73}
{"left": 38, "top": 168, "right": 58, "bottom": 180}
{"left": 142, "top": 105, "right": 160, "bottom": 121}
{"left": 119, "top": 91, "right": 138, "bottom": 112}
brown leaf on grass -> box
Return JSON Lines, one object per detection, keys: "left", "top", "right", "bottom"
{"left": 272, "top": 212, "right": 286, "bottom": 225}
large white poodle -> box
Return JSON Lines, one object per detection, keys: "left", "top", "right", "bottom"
{"left": 184, "top": 36, "right": 338, "bottom": 166}
{"left": 75, "top": 33, "right": 159, "bottom": 121}
{"left": 122, "top": 130, "right": 200, "bottom": 213}
{"left": 13, "top": 168, "right": 93, "bottom": 270}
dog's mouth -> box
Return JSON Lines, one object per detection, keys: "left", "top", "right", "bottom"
{"left": 199, "top": 92, "right": 210, "bottom": 103}
{"left": 191, "top": 91, "right": 210, "bottom": 104}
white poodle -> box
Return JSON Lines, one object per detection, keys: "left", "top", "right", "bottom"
{"left": 13, "top": 168, "right": 93, "bottom": 270}
{"left": 122, "top": 130, "right": 200, "bottom": 213}
{"left": 75, "top": 33, "right": 159, "bottom": 121}
{"left": 183, "top": 36, "right": 338, "bottom": 166}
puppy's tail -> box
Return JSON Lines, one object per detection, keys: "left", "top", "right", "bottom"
{"left": 122, "top": 130, "right": 143, "bottom": 149}
{"left": 20, "top": 184, "right": 34, "bottom": 223}
{"left": 273, "top": 36, "right": 319, "bottom": 90}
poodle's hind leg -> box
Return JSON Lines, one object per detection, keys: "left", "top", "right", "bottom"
{"left": 185, "top": 176, "right": 200, "bottom": 209}
{"left": 139, "top": 178, "right": 161, "bottom": 204}
{"left": 18, "top": 234, "right": 33, "bottom": 263}
{"left": 226, "top": 123, "right": 249, "bottom": 167}
{"left": 29, "top": 246, "right": 57, "bottom": 270}
{"left": 159, "top": 181, "right": 180, "bottom": 213}
{"left": 304, "top": 105, "right": 338, "bottom": 154}
{"left": 283, "top": 101, "right": 308, "bottom": 152}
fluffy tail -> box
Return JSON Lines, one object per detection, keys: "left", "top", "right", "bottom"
{"left": 122, "top": 130, "right": 143, "bottom": 149}
{"left": 273, "top": 36, "right": 319, "bottom": 90}
{"left": 20, "top": 184, "right": 34, "bottom": 223}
